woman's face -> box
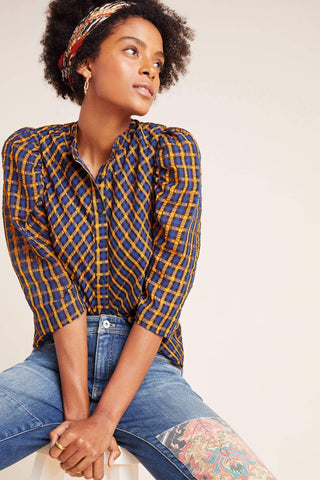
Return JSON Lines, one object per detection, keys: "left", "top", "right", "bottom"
{"left": 83, "top": 17, "right": 164, "bottom": 117}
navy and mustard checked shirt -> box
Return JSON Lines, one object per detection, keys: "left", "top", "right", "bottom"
{"left": 2, "top": 119, "right": 201, "bottom": 367}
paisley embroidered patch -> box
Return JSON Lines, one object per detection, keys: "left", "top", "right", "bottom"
{"left": 156, "top": 417, "right": 277, "bottom": 479}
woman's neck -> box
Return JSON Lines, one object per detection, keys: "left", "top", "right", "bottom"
{"left": 77, "top": 98, "right": 132, "bottom": 168}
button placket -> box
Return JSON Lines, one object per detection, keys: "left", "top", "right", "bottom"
{"left": 93, "top": 180, "right": 109, "bottom": 311}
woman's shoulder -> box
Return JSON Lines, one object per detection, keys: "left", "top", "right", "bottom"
{"left": 137, "top": 120, "right": 200, "bottom": 163}
{"left": 2, "top": 122, "right": 74, "bottom": 150}
{"left": 137, "top": 119, "right": 200, "bottom": 152}
{"left": 1, "top": 122, "right": 74, "bottom": 175}
{"left": 138, "top": 119, "right": 196, "bottom": 140}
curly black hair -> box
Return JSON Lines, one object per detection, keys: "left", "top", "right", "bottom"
{"left": 40, "top": 0, "right": 195, "bottom": 105}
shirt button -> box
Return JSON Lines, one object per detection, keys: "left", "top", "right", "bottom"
{"left": 99, "top": 239, "right": 107, "bottom": 248}
{"left": 99, "top": 276, "right": 108, "bottom": 284}
{"left": 97, "top": 206, "right": 104, "bottom": 214}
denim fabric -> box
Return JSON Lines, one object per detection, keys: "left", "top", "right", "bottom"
{"left": 0, "top": 315, "right": 277, "bottom": 479}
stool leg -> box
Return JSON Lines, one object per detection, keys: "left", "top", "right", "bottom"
{"left": 105, "top": 465, "right": 119, "bottom": 480}
{"left": 125, "top": 464, "right": 139, "bottom": 480}
{"left": 30, "top": 452, "right": 65, "bottom": 480}
{"left": 30, "top": 453, "right": 46, "bottom": 480}
{"left": 132, "top": 464, "right": 140, "bottom": 480}
{"left": 104, "top": 463, "right": 140, "bottom": 480}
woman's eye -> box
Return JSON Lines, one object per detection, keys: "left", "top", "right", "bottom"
{"left": 125, "top": 47, "right": 137, "bottom": 55}
{"left": 154, "top": 61, "right": 164, "bottom": 71}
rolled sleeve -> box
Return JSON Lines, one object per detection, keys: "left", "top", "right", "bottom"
{"left": 134, "top": 127, "right": 202, "bottom": 338}
{"left": 2, "top": 128, "right": 86, "bottom": 346}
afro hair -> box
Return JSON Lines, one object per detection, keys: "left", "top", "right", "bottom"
{"left": 40, "top": 0, "right": 195, "bottom": 105}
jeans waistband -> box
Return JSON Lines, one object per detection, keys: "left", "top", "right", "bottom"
{"left": 40, "top": 314, "right": 177, "bottom": 368}
{"left": 86, "top": 314, "right": 132, "bottom": 335}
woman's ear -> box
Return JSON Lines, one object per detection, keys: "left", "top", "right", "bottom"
{"left": 76, "top": 59, "right": 92, "bottom": 79}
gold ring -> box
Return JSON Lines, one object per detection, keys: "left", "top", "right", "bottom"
{"left": 55, "top": 440, "right": 66, "bottom": 451}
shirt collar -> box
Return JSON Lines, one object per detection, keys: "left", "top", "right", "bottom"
{"left": 70, "top": 118, "right": 139, "bottom": 165}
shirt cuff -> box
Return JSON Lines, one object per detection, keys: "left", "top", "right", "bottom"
{"left": 33, "top": 283, "right": 87, "bottom": 345}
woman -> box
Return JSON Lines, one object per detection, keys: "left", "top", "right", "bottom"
{"left": 0, "top": 1, "right": 277, "bottom": 479}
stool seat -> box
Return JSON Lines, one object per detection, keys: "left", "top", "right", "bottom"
{"left": 30, "top": 444, "right": 140, "bottom": 479}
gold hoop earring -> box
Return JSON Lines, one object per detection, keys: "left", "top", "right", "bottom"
{"left": 84, "top": 76, "right": 91, "bottom": 96}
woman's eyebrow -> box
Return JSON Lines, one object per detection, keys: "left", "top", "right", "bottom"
{"left": 117, "top": 36, "right": 165, "bottom": 58}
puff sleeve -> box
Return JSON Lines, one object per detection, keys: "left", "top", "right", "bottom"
{"left": 2, "top": 128, "right": 86, "bottom": 346}
{"left": 134, "top": 127, "right": 202, "bottom": 338}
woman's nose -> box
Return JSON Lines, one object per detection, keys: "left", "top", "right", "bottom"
{"left": 139, "top": 61, "right": 156, "bottom": 79}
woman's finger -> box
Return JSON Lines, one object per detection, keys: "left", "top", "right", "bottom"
{"left": 49, "top": 429, "right": 75, "bottom": 459}
{"left": 55, "top": 441, "right": 79, "bottom": 464}
{"left": 49, "top": 421, "right": 72, "bottom": 446}
{"left": 107, "top": 436, "right": 121, "bottom": 467}
{"left": 60, "top": 449, "right": 86, "bottom": 472}
{"left": 49, "top": 421, "right": 73, "bottom": 459}
{"left": 93, "top": 454, "right": 104, "bottom": 480}
{"left": 49, "top": 432, "right": 59, "bottom": 451}
{"left": 66, "top": 464, "right": 89, "bottom": 479}
{"left": 50, "top": 440, "right": 71, "bottom": 460}
{"left": 82, "top": 463, "right": 93, "bottom": 480}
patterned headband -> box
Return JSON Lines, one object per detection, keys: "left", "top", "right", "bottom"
{"left": 58, "top": 1, "right": 130, "bottom": 89}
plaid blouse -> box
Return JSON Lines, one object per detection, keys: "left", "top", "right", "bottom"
{"left": 2, "top": 119, "right": 202, "bottom": 367}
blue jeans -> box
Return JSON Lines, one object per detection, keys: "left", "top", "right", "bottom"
{"left": 0, "top": 315, "right": 277, "bottom": 479}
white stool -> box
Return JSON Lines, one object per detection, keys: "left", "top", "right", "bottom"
{"left": 30, "top": 444, "right": 140, "bottom": 480}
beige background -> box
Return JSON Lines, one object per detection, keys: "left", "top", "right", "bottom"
{"left": 1, "top": 0, "right": 319, "bottom": 479}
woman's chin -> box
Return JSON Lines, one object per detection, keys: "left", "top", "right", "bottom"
{"left": 130, "top": 105, "right": 153, "bottom": 117}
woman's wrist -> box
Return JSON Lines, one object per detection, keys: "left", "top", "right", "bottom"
{"left": 90, "top": 406, "right": 119, "bottom": 432}
{"left": 64, "top": 402, "right": 90, "bottom": 421}
{"left": 64, "top": 392, "right": 90, "bottom": 420}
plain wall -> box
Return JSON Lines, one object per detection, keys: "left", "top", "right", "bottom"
{"left": 1, "top": 1, "right": 319, "bottom": 479}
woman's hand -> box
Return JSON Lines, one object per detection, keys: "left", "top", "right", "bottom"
{"left": 49, "top": 416, "right": 121, "bottom": 479}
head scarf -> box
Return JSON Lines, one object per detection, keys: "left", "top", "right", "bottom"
{"left": 58, "top": 1, "right": 130, "bottom": 89}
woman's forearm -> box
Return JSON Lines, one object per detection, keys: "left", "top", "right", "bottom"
{"left": 49, "top": 320, "right": 162, "bottom": 476}
{"left": 53, "top": 309, "right": 90, "bottom": 420}
{"left": 92, "top": 322, "right": 163, "bottom": 428}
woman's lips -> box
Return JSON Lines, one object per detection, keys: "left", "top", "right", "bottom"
{"left": 133, "top": 83, "right": 154, "bottom": 98}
